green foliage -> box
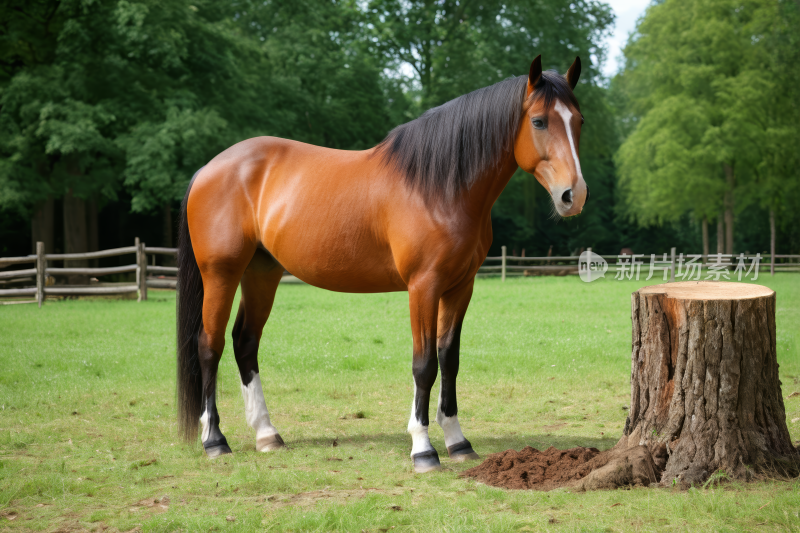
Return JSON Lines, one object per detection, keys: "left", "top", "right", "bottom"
{"left": 8, "top": 0, "right": 790, "bottom": 256}
{"left": 231, "top": 0, "right": 391, "bottom": 150}
{"left": 367, "top": 0, "right": 613, "bottom": 108}
{"left": 614, "top": 0, "right": 800, "bottom": 230}
{"left": 0, "top": 0, "right": 392, "bottom": 217}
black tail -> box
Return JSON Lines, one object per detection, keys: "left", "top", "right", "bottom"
{"left": 176, "top": 171, "right": 204, "bottom": 442}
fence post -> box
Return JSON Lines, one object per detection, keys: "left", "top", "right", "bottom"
{"left": 135, "top": 237, "right": 142, "bottom": 302}
{"left": 501, "top": 246, "right": 507, "bottom": 282}
{"left": 138, "top": 241, "right": 148, "bottom": 301}
{"left": 670, "top": 247, "right": 676, "bottom": 282}
{"left": 36, "top": 241, "right": 45, "bottom": 308}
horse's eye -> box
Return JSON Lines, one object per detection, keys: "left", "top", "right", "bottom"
{"left": 532, "top": 118, "right": 546, "bottom": 130}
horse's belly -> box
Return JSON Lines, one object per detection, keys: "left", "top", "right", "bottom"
{"left": 266, "top": 228, "right": 406, "bottom": 293}
{"left": 277, "top": 255, "right": 406, "bottom": 293}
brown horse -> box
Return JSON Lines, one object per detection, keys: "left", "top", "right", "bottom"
{"left": 177, "top": 55, "right": 587, "bottom": 473}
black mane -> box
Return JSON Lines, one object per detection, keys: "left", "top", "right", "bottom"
{"left": 377, "top": 70, "right": 579, "bottom": 200}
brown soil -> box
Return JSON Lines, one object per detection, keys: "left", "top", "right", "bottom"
{"left": 461, "top": 444, "right": 662, "bottom": 491}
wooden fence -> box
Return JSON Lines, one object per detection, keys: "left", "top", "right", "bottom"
{"left": 477, "top": 246, "right": 800, "bottom": 280}
{"left": 0, "top": 239, "right": 176, "bottom": 306}
{"left": 2, "top": 242, "right": 798, "bottom": 305}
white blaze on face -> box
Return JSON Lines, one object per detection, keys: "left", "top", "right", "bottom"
{"left": 240, "top": 371, "right": 278, "bottom": 441}
{"left": 554, "top": 100, "right": 583, "bottom": 181}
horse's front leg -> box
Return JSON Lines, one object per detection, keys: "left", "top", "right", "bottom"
{"left": 436, "top": 278, "right": 480, "bottom": 462}
{"left": 407, "top": 281, "right": 442, "bottom": 473}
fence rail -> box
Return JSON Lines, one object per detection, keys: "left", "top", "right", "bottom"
{"left": 2, "top": 242, "right": 798, "bottom": 305}
{"left": 477, "top": 246, "right": 800, "bottom": 280}
{"left": 0, "top": 239, "right": 178, "bottom": 306}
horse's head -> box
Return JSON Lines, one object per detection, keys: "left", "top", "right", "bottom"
{"left": 514, "top": 55, "right": 587, "bottom": 218}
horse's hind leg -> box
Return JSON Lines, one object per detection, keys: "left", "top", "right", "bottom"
{"left": 232, "top": 250, "right": 285, "bottom": 452}
{"left": 436, "top": 278, "right": 480, "bottom": 462}
{"left": 198, "top": 268, "right": 244, "bottom": 458}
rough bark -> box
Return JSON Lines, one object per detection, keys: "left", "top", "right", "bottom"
{"left": 620, "top": 281, "right": 798, "bottom": 486}
{"left": 717, "top": 216, "right": 724, "bottom": 254}
{"left": 31, "top": 196, "right": 54, "bottom": 254}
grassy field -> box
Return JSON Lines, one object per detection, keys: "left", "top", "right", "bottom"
{"left": 1, "top": 275, "right": 799, "bottom": 532}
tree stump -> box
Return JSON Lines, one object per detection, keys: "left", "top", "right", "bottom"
{"left": 619, "top": 281, "right": 798, "bottom": 486}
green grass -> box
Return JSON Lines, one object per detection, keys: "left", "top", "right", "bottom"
{"left": 1, "top": 275, "right": 799, "bottom": 532}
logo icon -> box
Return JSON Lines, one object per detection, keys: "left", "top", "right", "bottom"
{"left": 579, "top": 251, "right": 607, "bottom": 283}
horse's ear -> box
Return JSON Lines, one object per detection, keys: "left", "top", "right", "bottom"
{"left": 567, "top": 56, "right": 581, "bottom": 90}
{"left": 527, "top": 55, "right": 542, "bottom": 97}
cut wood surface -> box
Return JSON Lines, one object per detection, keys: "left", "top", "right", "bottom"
{"left": 637, "top": 281, "right": 773, "bottom": 300}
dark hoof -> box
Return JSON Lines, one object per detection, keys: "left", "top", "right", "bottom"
{"left": 412, "top": 449, "right": 441, "bottom": 473}
{"left": 204, "top": 437, "right": 232, "bottom": 459}
{"left": 256, "top": 433, "right": 286, "bottom": 452}
{"left": 205, "top": 444, "right": 232, "bottom": 459}
{"left": 447, "top": 440, "right": 480, "bottom": 462}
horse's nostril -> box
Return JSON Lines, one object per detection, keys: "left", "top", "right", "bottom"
{"left": 561, "top": 189, "right": 573, "bottom": 204}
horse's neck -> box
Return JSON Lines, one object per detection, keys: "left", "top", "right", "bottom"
{"left": 460, "top": 153, "right": 519, "bottom": 220}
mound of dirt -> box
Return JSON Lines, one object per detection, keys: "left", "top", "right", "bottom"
{"left": 461, "top": 445, "right": 661, "bottom": 491}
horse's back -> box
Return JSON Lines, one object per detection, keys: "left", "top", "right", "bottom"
{"left": 188, "top": 136, "right": 409, "bottom": 292}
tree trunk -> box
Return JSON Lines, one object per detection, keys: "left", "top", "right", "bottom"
{"left": 86, "top": 197, "right": 98, "bottom": 252}
{"left": 86, "top": 197, "right": 99, "bottom": 267}
{"left": 31, "top": 197, "right": 54, "bottom": 254}
{"left": 63, "top": 189, "right": 89, "bottom": 285}
{"left": 162, "top": 202, "right": 175, "bottom": 266}
{"left": 716, "top": 216, "right": 724, "bottom": 254}
{"left": 620, "top": 281, "right": 798, "bottom": 486}
{"left": 769, "top": 209, "right": 775, "bottom": 276}
{"left": 724, "top": 207, "right": 734, "bottom": 255}
{"left": 162, "top": 202, "right": 173, "bottom": 248}
{"left": 723, "top": 164, "right": 735, "bottom": 255}
{"left": 701, "top": 216, "right": 709, "bottom": 263}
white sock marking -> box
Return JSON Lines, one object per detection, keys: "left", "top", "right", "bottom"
{"left": 436, "top": 393, "right": 466, "bottom": 448}
{"left": 199, "top": 407, "right": 210, "bottom": 443}
{"left": 240, "top": 371, "right": 278, "bottom": 442}
{"left": 554, "top": 100, "right": 583, "bottom": 180}
{"left": 407, "top": 384, "right": 434, "bottom": 456}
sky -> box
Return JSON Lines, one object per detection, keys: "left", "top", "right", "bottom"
{"left": 601, "top": 0, "right": 653, "bottom": 77}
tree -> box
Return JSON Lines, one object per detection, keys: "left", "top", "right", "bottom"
{"left": 0, "top": 0, "right": 392, "bottom": 254}
{"left": 230, "top": 0, "right": 391, "bottom": 150}
{"left": 615, "top": 0, "right": 800, "bottom": 255}
{"left": 720, "top": 0, "right": 800, "bottom": 262}
{"left": 0, "top": 0, "right": 239, "bottom": 252}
